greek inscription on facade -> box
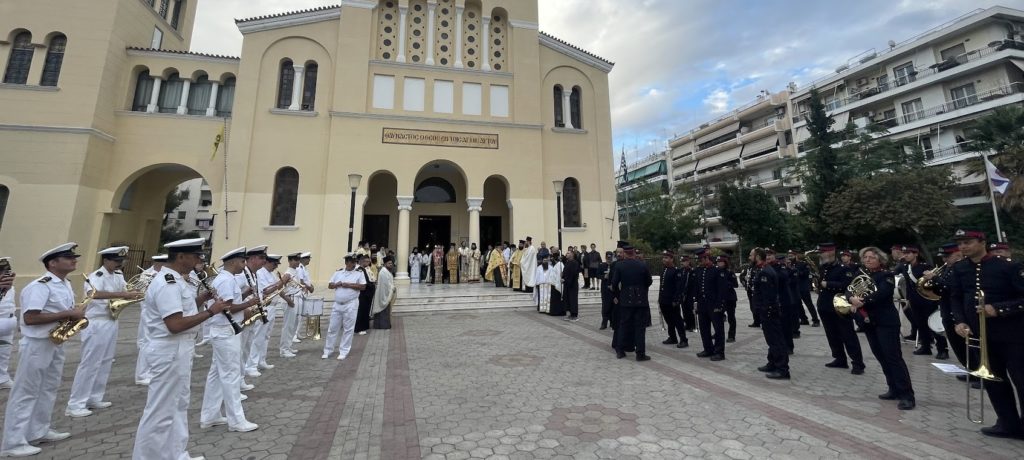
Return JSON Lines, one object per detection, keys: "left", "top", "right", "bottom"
{"left": 382, "top": 128, "right": 499, "bottom": 149}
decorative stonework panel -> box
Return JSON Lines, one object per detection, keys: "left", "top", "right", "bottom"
{"left": 462, "top": 1, "right": 482, "bottom": 69}
{"left": 376, "top": 1, "right": 400, "bottom": 60}
{"left": 434, "top": 0, "right": 455, "bottom": 67}
{"left": 489, "top": 10, "right": 508, "bottom": 71}
{"left": 406, "top": 0, "right": 428, "bottom": 64}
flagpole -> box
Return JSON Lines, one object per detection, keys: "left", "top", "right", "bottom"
{"left": 980, "top": 150, "right": 1005, "bottom": 242}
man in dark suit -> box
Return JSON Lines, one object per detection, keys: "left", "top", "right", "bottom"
{"left": 611, "top": 244, "right": 653, "bottom": 362}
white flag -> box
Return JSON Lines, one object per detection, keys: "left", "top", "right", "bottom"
{"left": 984, "top": 157, "right": 1010, "bottom": 194}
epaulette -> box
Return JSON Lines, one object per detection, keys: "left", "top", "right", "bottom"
{"left": 38, "top": 276, "right": 52, "bottom": 283}
{"left": 95, "top": 270, "right": 104, "bottom": 276}
{"left": 164, "top": 273, "right": 176, "bottom": 284}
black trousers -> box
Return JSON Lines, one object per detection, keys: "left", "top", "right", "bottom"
{"left": 911, "top": 302, "right": 947, "bottom": 351}
{"left": 747, "top": 293, "right": 760, "bottom": 326}
{"left": 682, "top": 301, "right": 696, "bottom": 331}
{"left": 697, "top": 306, "right": 725, "bottom": 355}
{"left": 614, "top": 307, "right": 646, "bottom": 356}
{"left": 985, "top": 338, "right": 1024, "bottom": 433}
{"left": 564, "top": 282, "right": 579, "bottom": 317}
{"left": 798, "top": 287, "right": 819, "bottom": 322}
{"left": 724, "top": 301, "right": 737, "bottom": 339}
{"left": 864, "top": 323, "right": 914, "bottom": 400}
{"left": 942, "top": 318, "right": 975, "bottom": 369}
{"left": 759, "top": 307, "right": 789, "bottom": 373}
{"left": 782, "top": 302, "right": 797, "bottom": 351}
{"left": 817, "top": 297, "right": 864, "bottom": 367}
{"left": 492, "top": 268, "right": 505, "bottom": 288}
{"left": 658, "top": 301, "right": 686, "bottom": 342}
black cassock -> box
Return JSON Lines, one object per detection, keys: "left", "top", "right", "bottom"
{"left": 355, "top": 268, "right": 375, "bottom": 333}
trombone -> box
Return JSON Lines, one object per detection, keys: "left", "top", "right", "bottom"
{"left": 966, "top": 288, "right": 1001, "bottom": 424}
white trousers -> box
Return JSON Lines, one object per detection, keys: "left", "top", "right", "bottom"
{"left": 200, "top": 326, "right": 247, "bottom": 426}
{"left": 136, "top": 317, "right": 151, "bottom": 382}
{"left": 245, "top": 303, "right": 278, "bottom": 372}
{"left": 0, "top": 338, "right": 65, "bottom": 452}
{"left": 67, "top": 318, "right": 118, "bottom": 410}
{"left": 279, "top": 296, "right": 301, "bottom": 354}
{"left": 0, "top": 315, "right": 16, "bottom": 385}
{"left": 323, "top": 299, "right": 358, "bottom": 357}
{"left": 132, "top": 336, "right": 195, "bottom": 460}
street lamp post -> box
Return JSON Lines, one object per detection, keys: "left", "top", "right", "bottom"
{"left": 347, "top": 173, "right": 362, "bottom": 252}
{"left": 553, "top": 180, "right": 564, "bottom": 250}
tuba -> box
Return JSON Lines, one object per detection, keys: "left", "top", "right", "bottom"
{"left": 913, "top": 262, "right": 946, "bottom": 301}
{"left": 50, "top": 274, "right": 94, "bottom": 344}
{"left": 833, "top": 268, "right": 877, "bottom": 317}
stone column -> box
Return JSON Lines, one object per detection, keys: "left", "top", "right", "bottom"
{"left": 395, "top": 196, "right": 414, "bottom": 284}
{"left": 481, "top": 17, "right": 491, "bottom": 71}
{"left": 397, "top": 6, "right": 408, "bottom": 63}
{"left": 206, "top": 82, "right": 220, "bottom": 116}
{"left": 454, "top": 6, "right": 464, "bottom": 68}
{"left": 467, "top": 197, "right": 483, "bottom": 247}
{"left": 147, "top": 77, "right": 163, "bottom": 113}
{"left": 288, "top": 65, "right": 304, "bottom": 110}
{"left": 425, "top": 2, "right": 437, "bottom": 66}
{"left": 563, "top": 91, "right": 574, "bottom": 129}
{"left": 25, "top": 44, "right": 46, "bottom": 86}
{"left": 176, "top": 78, "right": 191, "bottom": 115}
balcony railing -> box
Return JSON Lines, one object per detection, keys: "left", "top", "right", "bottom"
{"left": 859, "top": 82, "right": 1023, "bottom": 132}
{"left": 926, "top": 141, "right": 975, "bottom": 163}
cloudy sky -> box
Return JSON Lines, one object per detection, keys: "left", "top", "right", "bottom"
{"left": 191, "top": 0, "right": 1008, "bottom": 163}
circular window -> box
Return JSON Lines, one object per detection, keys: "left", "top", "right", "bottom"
{"left": 413, "top": 29, "right": 421, "bottom": 36}
{"left": 384, "top": 39, "right": 392, "bottom": 46}
{"left": 414, "top": 17, "right": 421, "bottom": 24}
{"left": 441, "top": 58, "right": 448, "bottom": 65}
{"left": 413, "top": 42, "right": 421, "bottom": 49}
{"left": 385, "top": 13, "right": 393, "bottom": 20}
{"left": 383, "top": 52, "right": 391, "bottom": 60}
{"left": 468, "top": 12, "right": 476, "bottom": 19}
{"left": 494, "top": 39, "right": 501, "bottom": 46}
{"left": 384, "top": 26, "right": 392, "bottom": 34}
{"left": 442, "top": 8, "right": 449, "bottom": 15}
{"left": 494, "top": 27, "right": 501, "bottom": 34}
{"left": 468, "top": 61, "right": 475, "bottom": 68}
{"left": 468, "top": 36, "right": 475, "bottom": 43}
{"left": 494, "top": 16, "right": 501, "bottom": 21}
{"left": 441, "top": 32, "right": 449, "bottom": 40}
{"left": 412, "top": 55, "right": 420, "bottom": 62}
{"left": 441, "top": 45, "right": 448, "bottom": 52}
{"left": 414, "top": 4, "right": 422, "bottom": 11}
{"left": 468, "top": 24, "right": 476, "bottom": 31}
{"left": 494, "top": 64, "right": 502, "bottom": 70}
{"left": 441, "top": 20, "right": 449, "bottom": 28}
{"left": 386, "top": 1, "right": 394, "bottom": 7}
{"left": 494, "top": 51, "right": 501, "bottom": 58}
{"left": 468, "top": 48, "right": 475, "bottom": 55}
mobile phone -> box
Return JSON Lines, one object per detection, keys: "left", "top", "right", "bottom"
{"left": 0, "top": 259, "right": 10, "bottom": 274}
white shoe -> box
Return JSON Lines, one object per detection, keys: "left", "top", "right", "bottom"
{"left": 135, "top": 379, "right": 151, "bottom": 386}
{"left": 37, "top": 430, "right": 71, "bottom": 442}
{"left": 321, "top": 353, "right": 329, "bottom": 359}
{"left": 245, "top": 370, "right": 261, "bottom": 378}
{"left": 0, "top": 445, "right": 42, "bottom": 457}
{"left": 280, "top": 351, "right": 296, "bottom": 358}
{"left": 337, "top": 354, "right": 347, "bottom": 361}
{"left": 240, "top": 383, "right": 255, "bottom": 391}
{"left": 87, "top": 401, "right": 113, "bottom": 409}
{"left": 199, "top": 418, "right": 227, "bottom": 429}
{"left": 258, "top": 362, "right": 274, "bottom": 370}
{"left": 292, "top": 338, "right": 301, "bottom": 343}
{"left": 190, "top": 456, "right": 206, "bottom": 460}
{"left": 228, "top": 421, "right": 259, "bottom": 432}
{"left": 0, "top": 381, "right": 12, "bottom": 390}
{"left": 196, "top": 339, "right": 210, "bottom": 346}
{"left": 64, "top": 408, "right": 93, "bottom": 418}
{"left": 289, "top": 348, "right": 299, "bottom": 354}
{"left": 357, "top": 331, "right": 367, "bottom": 335}
{"left": 193, "top": 352, "right": 204, "bottom": 358}
{"left": 240, "top": 394, "right": 248, "bottom": 401}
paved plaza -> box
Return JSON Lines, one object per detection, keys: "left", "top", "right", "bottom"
{"left": 2, "top": 290, "right": 1024, "bottom": 459}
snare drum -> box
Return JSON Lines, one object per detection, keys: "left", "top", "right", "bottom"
{"left": 302, "top": 297, "right": 324, "bottom": 316}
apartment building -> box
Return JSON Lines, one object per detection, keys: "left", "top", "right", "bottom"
{"left": 163, "top": 178, "right": 215, "bottom": 240}
{"left": 616, "top": 152, "right": 669, "bottom": 227}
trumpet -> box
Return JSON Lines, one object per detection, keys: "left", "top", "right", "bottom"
{"left": 50, "top": 274, "right": 94, "bottom": 344}
{"left": 966, "top": 288, "right": 1001, "bottom": 424}
{"left": 914, "top": 262, "right": 946, "bottom": 301}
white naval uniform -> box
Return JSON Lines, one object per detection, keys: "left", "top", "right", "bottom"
{"left": 199, "top": 270, "right": 249, "bottom": 428}
{"left": 136, "top": 267, "right": 160, "bottom": 383}
{"left": 279, "top": 266, "right": 302, "bottom": 355}
{"left": 132, "top": 270, "right": 201, "bottom": 460}
{"left": 292, "top": 263, "right": 311, "bottom": 342}
{"left": 323, "top": 269, "right": 364, "bottom": 358}
{"left": 0, "top": 273, "right": 73, "bottom": 453}
{"left": 0, "top": 287, "right": 17, "bottom": 386}
{"left": 246, "top": 268, "right": 280, "bottom": 373}
{"left": 190, "top": 270, "right": 212, "bottom": 344}
{"left": 67, "top": 267, "right": 126, "bottom": 411}
{"left": 236, "top": 268, "right": 260, "bottom": 375}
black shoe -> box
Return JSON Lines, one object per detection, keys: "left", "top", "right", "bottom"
{"left": 825, "top": 360, "right": 849, "bottom": 369}
{"left": 851, "top": 366, "right": 865, "bottom": 375}
{"left": 811, "top": 320, "right": 820, "bottom": 327}
{"left": 709, "top": 354, "right": 725, "bottom": 361}
{"left": 636, "top": 354, "right": 651, "bottom": 362}
{"left": 748, "top": 323, "right": 760, "bottom": 328}
{"left": 676, "top": 340, "right": 689, "bottom": 349}
{"left": 980, "top": 425, "right": 1024, "bottom": 439}
{"left": 757, "top": 364, "right": 776, "bottom": 372}
{"left": 696, "top": 351, "right": 714, "bottom": 358}
{"left": 878, "top": 392, "right": 898, "bottom": 400}
{"left": 662, "top": 338, "right": 678, "bottom": 345}
{"left": 766, "top": 371, "right": 791, "bottom": 380}
{"left": 726, "top": 337, "right": 735, "bottom": 343}
{"left": 912, "top": 348, "right": 932, "bottom": 356}
{"left": 897, "top": 399, "right": 916, "bottom": 410}
{"left": 936, "top": 350, "right": 949, "bottom": 360}
{"left": 792, "top": 332, "right": 801, "bottom": 339}
{"left": 800, "top": 318, "right": 810, "bottom": 325}
{"left": 616, "top": 350, "right": 626, "bottom": 359}
{"left": 903, "top": 334, "right": 916, "bottom": 341}
{"left": 599, "top": 322, "right": 608, "bottom": 330}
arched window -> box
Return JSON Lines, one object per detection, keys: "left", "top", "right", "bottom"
{"left": 132, "top": 70, "right": 154, "bottom": 112}
{"left": 376, "top": 0, "right": 399, "bottom": 60}
{"left": 0, "top": 185, "right": 8, "bottom": 231}
{"left": 39, "top": 34, "right": 66, "bottom": 87}
{"left": 158, "top": 0, "right": 170, "bottom": 18}
{"left": 270, "top": 167, "right": 299, "bottom": 226}
{"left": 489, "top": 10, "right": 508, "bottom": 71}
{"left": 277, "top": 59, "right": 294, "bottom": 109}
{"left": 570, "top": 86, "right": 583, "bottom": 129}
{"left": 414, "top": 178, "right": 456, "bottom": 203}
{"left": 553, "top": 85, "right": 564, "bottom": 128}
{"left": 301, "top": 62, "right": 318, "bottom": 111}
{"left": 158, "top": 72, "right": 183, "bottom": 113}
{"left": 216, "top": 77, "right": 235, "bottom": 117}
{"left": 187, "top": 74, "right": 211, "bottom": 115}
{"left": 170, "top": 0, "right": 185, "bottom": 30}
{"left": 562, "top": 178, "right": 581, "bottom": 228}
{"left": 3, "top": 32, "right": 33, "bottom": 84}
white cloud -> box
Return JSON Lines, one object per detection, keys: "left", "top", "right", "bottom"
{"left": 704, "top": 89, "right": 730, "bottom": 114}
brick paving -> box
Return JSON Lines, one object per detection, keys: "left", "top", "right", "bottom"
{"left": 0, "top": 293, "right": 1023, "bottom": 459}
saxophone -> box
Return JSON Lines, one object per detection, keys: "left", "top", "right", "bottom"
{"left": 50, "top": 274, "right": 94, "bottom": 344}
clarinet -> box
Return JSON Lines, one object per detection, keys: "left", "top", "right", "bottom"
{"left": 199, "top": 274, "right": 243, "bottom": 335}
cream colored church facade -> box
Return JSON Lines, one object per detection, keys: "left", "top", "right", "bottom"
{"left": 0, "top": 0, "right": 617, "bottom": 284}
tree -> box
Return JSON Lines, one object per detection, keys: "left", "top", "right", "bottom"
{"left": 822, "top": 167, "right": 957, "bottom": 252}
{"left": 163, "top": 188, "right": 190, "bottom": 214}
{"left": 627, "top": 183, "right": 702, "bottom": 251}
{"left": 717, "top": 184, "right": 794, "bottom": 248}
{"left": 962, "top": 105, "right": 1024, "bottom": 212}
{"left": 160, "top": 187, "right": 196, "bottom": 246}
{"left": 792, "top": 89, "right": 847, "bottom": 236}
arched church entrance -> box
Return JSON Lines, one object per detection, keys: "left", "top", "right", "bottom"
{"left": 362, "top": 171, "right": 399, "bottom": 249}
{"left": 480, "top": 175, "right": 511, "bottom": 250}
{"left": 411, "top": 161, "right": 468, "bottom": 251}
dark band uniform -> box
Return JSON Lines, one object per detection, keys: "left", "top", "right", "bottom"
{"left": 657, "top": 254, "right": 687, "bottom": 346}
{"left": 899, "top": 248, "right": 947, "bottom": 355}
{"left": 794, "top": 258, "right": 819, "bottom": 325}
{"left": 719, "top": 259, "right": 738, "bottom": 342}
{"left": 773, "top": 258, "right": 796, "bottom": 352}
{"left": 932, "top": 244, "right": 973, "bottom": 369}
{"left": 751, "top": 262, "right": 788, "bottom": 376}
{"left": 610, "top": 254, "right": 653, "bottom": 360}
{"left": 949, "top": 250, "right": 1024, "bottom": 437}
{"left": 855, "top": 268, "right": 915, "bottom": 406}
{"left": 815, "top": 245, "right": 865, "bottom": 371}
{"left": 694, "top": 255, "right": 728, "bottom": 359}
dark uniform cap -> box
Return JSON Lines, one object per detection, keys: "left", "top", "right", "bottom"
{"left": 817, "top": 243, "right": 836, "bottom": 253}
{"left": 953, "top": 229, "right": 986, "bottom": 241}
{"left": 989, "top": 242, "right": 1010, "bottom": 251}
{"left": 616, "top": 240, "right": 629, "bottom": 249}
{"left": 662, "top": 250, "right": 675, "bottom": 257}
{"left": 941, "top": 243, "right": 959, "bottom": 254}
{"left": 900, "top": 245, "right": 919, "bottom": 253}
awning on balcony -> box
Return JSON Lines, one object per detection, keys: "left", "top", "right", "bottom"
{"left": 696, "top": 145, "right": 742, "bottom": 172}
{"left": 741, "top": 135, "right": 779, "bottom": 158}
{"left": 1011, "top": 59, "right": 1024, "bottom": 73}
{"left": 696, "top": 121, "right": 740, "bottom": 145}
{"left": 832, "top": 111, "right": 851, "bottom": 129}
